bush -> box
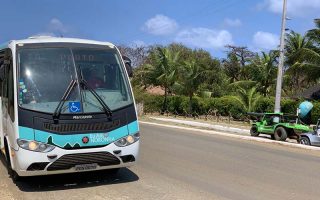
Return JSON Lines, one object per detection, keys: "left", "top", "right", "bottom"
{"left": 255, "top": 97, "right": 300, "bottom": 115}
{"left": 255, "top": 97, "right": 274, "bottom": 113}
{"left": 167, "top": 96, "right": 210, "bottom": 115}
{"left": 133, "top": 88, "right": 320, "bottom": 123}
{"left": 133, "top": 88, "right": 164, "bottom": 113}
{"left": 143, "top": 95, "right": 164, "bottom": 113}
{"left": 214, "top": 96, "right": 246, "bottom": 119}
{"left": 281, "top": 99, "right": 299, "bottom": 114}
{"left": 311, "top": 101, "right": 320, "bottom": 124}
{"left": 167, "top": 96, "right": 188, "bottom": 114}
{"left": 132, "top": 86, "right": 147, "bottom": 103}
{"left": 190, "top": 97, "right": 209, "bottom": 114}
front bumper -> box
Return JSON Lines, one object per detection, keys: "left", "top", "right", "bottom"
{"left": 12, "top": 140, "right": 139, "bottom": 176}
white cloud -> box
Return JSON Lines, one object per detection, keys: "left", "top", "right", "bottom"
{"left": 175, "top": 28, "right": 233, "bottom": 49}
{"left": 253, "top": 31, "right": 279, "bottom": 50}
{"left": 143, "top": 14, "right": 178, "bottom": 35}
{"left": 33, "top": 18, "right": 71, "bottom": 37}
{"left": 224, "top": 18, "right": 242, "bottom": 27}
{"left": 47, "top": 18, "right": 69, "bottom": 34}
{"left": 263, "top": 0, "right": 320, "bottom": 16}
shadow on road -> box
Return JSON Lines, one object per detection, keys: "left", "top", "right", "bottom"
{"left": 0, "top": 152, "right": 139, "bottom": 192}
{"left": 14, "top": 168, "right": 139, "bottom": 192}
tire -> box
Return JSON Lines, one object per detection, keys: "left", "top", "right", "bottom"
{"left": 250, "top": 126, "right": 259, "bottom": 137}
{"left": 270, "top": 134, "right": 275, "bottom": 140}
{"left": 4, "top": 141, "right": 20, "bottom": 182}
{"left": 274, "top": 127, "right": 288, "bottom": 141}
{"left": 299, "top": 137, "right": 311, "bottom": 146}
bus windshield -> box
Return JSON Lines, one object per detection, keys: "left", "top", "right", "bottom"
{"left": 18, "top": 46, "right": 133, "bottom": 114}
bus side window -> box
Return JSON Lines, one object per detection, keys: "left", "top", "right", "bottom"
{"left": 1, "top": 50, "right": 8, "bottom": 100}
{"left": 5, "top": 49, "right": 14, "bottom": 121}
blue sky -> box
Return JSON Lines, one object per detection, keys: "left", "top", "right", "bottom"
{"left": 1, "top": 0, "right": 319, "bottom": 58}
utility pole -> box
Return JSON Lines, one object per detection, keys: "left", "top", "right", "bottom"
{"left": 274, "top": 0, "right": 287, "bottom": 113}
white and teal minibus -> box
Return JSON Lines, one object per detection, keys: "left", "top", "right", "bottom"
{"left": 0, "top": 36, "right": 139, "bottom": 180}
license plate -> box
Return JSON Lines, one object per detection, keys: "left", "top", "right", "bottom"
{"left": 75, "top": 163, "right": 98, "bottom": 171}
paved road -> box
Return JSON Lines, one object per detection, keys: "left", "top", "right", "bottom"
{"left": 1, "top": 123, "right": 320, "bottom": 200}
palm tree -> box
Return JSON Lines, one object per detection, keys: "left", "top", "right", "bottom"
{"left": 231, "top": 86, "right": 261, "bottom": 112}
{"left": 249, "top": 51, "right": 278, "bottom": 96}
{"left": 304, "top": 19, "right": 320, "bottom": 67}
{"left": 285, "top": 30, "right": 320, "bottom": 91}
{"left": 175, "top": 60, "right": 203, "bottom": 112}
{"left": 284, "top": 31, "right": 314, "bottom": 90}
{"left": 285, "top": 31, "right": 314, "bottom": 64}
{"left": 148, "top": 47, "right": 180, "bottom": 112}
{"left": 131, "top": 64, "right": 155, "bottom": 89}
{"left": 307, "top": 19, "right": 320, "bottom": 45}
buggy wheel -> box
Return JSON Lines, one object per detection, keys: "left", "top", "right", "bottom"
{"left": 274, "top": 127, "right": 287, "bottom": 141}
{"left": 270, "top": 134, "right": 275, "bottom": 140}
{"left": 250, "top": 126, "right": 259, "bottom": 137}
{"left": 299, "top": 137, "right": 311, "bottom": 146}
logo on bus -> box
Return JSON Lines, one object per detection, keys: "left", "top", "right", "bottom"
{"left": 73, "top": 115, "right": 93, "bottom": 120}
{"left": 82, "top": 136, "right": 89, "bottom": 144}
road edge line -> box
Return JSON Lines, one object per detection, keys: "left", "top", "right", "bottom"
{"left": 139, "top": 121, "right": 320, "bottom": 151}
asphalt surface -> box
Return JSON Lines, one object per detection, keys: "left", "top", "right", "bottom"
{"left": 1, "top": 123, "right": 320, "bottom": 200}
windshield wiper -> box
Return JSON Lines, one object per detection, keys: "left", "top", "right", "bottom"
{"left": 53, "top": 79, "right": 77, "bottom": 122}
{"left": 80, "top": 78, "right": 112, "bottom": 118}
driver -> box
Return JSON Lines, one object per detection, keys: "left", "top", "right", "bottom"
{"left": 85, "top": 68, "right": 104, "bottom": 89}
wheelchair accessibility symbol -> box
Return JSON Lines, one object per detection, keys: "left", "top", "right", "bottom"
{"left": 69, "top": 102, "right": 81, "bottom": 113}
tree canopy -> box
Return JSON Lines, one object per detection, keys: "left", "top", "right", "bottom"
{"left": 122, "top": 19, "right": 320, "bottom": 113}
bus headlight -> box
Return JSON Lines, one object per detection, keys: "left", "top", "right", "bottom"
{"left": 114, "top": 132, "right": 140, "bottom": 147}
{"left": 17, "top": 139, "right": 55, "bottom": 153}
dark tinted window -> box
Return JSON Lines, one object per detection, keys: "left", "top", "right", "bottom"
{"left": 6, "top": 49, "right": 14, "bottom": 121}
{"left": 0, "top": 51, "right": 4, "bottom": 97}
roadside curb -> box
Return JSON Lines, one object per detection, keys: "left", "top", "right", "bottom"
{"left": 150, "top": 117, "right": 249, "bottom": 135}
{"left": 140, "top": 121, "right": 320, "bottom": 151}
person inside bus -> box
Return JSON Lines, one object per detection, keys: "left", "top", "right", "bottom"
{"left": 83, "top": 68, "right": 104, "bottom": 89}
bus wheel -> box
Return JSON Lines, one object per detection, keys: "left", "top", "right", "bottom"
{"left": 274, "top": 127, "right": 287, "bottom": 141}
{"left": 4, "top": 141, "right": 20, "bottom": 181}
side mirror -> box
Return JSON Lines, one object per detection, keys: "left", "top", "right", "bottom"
{"left": 122, "top": 56, "right": 133, "bottom": 77}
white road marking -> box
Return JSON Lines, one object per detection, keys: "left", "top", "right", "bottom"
{"left": 140, "top": 121, "right": 320, "bottom": 151}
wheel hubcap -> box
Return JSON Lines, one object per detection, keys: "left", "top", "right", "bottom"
{"left": 300, "top": 139, "right": 307, "bottom": 145}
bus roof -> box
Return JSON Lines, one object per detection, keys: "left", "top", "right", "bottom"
{"left": 6, "top": 36, "right": 116, "bottom": 48}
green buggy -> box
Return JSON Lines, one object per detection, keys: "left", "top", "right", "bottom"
{"left": 249, "top": 113, "right": 311, "bottom": 141}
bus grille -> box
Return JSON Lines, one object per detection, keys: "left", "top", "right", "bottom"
{"left": 43, "top": 120, "right": 120, "bottom": 133}
{"left": 47, "top": 152, "right": 120, "bottom": 171}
